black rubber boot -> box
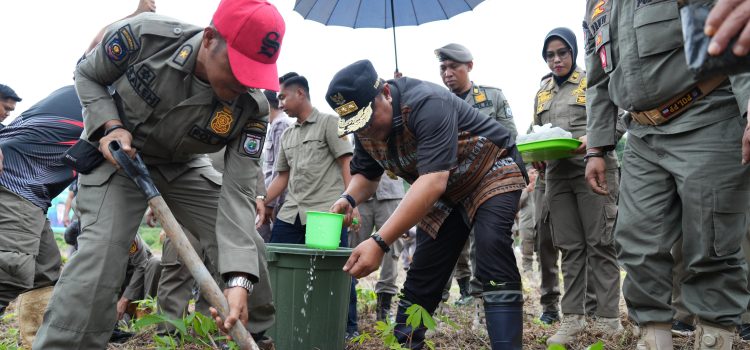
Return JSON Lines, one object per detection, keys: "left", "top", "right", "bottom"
{"left": 376, "top": 293, "right": 394, "bottom": 321}
{"left": 484, "top": 289, "right": 523, "bottom": 350}
{"left": 394, "top": 299, "right": 428, "bottom": 349}
{"left": 454, "top": 276, "right": 473, "bottom": 306}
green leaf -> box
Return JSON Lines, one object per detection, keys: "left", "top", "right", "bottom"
{"left": 436, "top": 314, "right": 459, "bottom": 330}
{"left": 133, "top": 313, "right": 169, "bottom": 330}
{"left": 547, "top": 344, "right": 567, "bottom": 350}
{"left": 419, "top": 307, "right": 436, "bottom": 330}
{"left": 425, "top": 339, "right": 436, "bottom": 350}
{"left": 586, "top": 340, "right": 604, "bottom": 350}
{"left": 405, "top": 304, "right": 422, "bottom": 329}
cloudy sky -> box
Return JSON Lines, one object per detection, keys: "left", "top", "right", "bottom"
{"left": 0, "top": 0, "right": 585, "bottom": 133}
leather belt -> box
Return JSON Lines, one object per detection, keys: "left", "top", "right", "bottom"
{"left": 630, "top": 75, "right": 727, "bottom": 126}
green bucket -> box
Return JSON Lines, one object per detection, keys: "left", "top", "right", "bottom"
{"left": 305, "top": 211, "right": 344, "bottom": 250}
{"left": 265, "top": 244, "right": 353, "bottom": 350}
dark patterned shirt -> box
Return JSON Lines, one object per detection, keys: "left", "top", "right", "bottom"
{"left": 0, "top": 86, "right": 83, "bottom": 210}
{"left": 351, "top": 78, "right": 527, "bottom": 237}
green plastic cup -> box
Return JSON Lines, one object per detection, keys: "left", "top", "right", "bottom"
{"left": 305, "top": 211, "right": 344, "bottom": 250}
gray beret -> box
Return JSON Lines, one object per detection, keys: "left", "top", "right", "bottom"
{"left": 434, "top": 43, "right": 473, "bottom": 63}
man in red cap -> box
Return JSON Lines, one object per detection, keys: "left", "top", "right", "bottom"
{"left": 33, "top": 0, "right": 284, "bottom": 348}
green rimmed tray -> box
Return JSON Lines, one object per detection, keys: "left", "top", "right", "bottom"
{"left": 517, "top": 138, "right": 582, "bottom": 162}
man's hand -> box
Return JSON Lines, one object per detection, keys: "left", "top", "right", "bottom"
{"left": 255, "top": 199, "right": 266, "bottom": 229}
{"left": 63, "top": 215, "right": 72, "bottom": 227}
{"left": 706, "top": 0, "right": 750, "bottom": 56}
{"left": 135, "top": 0, "right": 156, "bottom": 15}
{"left": 573, "top": 135, "right": 588, "bottom": 154}
{"left": 210, "top": 286, "right": 249, "bottom": 338}
{"left": 343, "top": 238, "right": 385, "bottom": 278}
{"left": 585, "top": 157, "right": 609, "bottom": 195}
{"left": 330, "top": 198, "right": 355, "bottom": 227}
{"left": 145, "top": 208, "right": 158, "bottom": 227}
{"left": 99, "top": 124, "right": 136, "bottom": 167}
{"left": 116, "top": 296, "right": 130, "bottom": 320}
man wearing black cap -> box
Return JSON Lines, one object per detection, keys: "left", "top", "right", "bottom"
{"left": 328, "top": 59, "right": 527, "bottom": 349}
{"left": 0, "top": 84, "right": 22, "bottom": 127}
{"left": 433, "top": 43, "right": 520, "bottom": 313}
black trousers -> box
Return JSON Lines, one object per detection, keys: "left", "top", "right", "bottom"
{"left": 401, "top": 190, "right": 522, "bottom": 313}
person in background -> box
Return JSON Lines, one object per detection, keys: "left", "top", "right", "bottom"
{"left": 433, "top": 43, "right": 520, "bottom": 311}
{"left": 534, "top": 27, "right": 625, "bottom": 346}
{"left": 261, "top": 72, "right": 358, "bottom": 339}
{"left": 257, "top": 89, "right": 294, "bottom": 242}
{"left": 0, "top": 84, "right": 22, "bottom": 127}
{"left": 0, "top": 86, "right": 83, "bottom": 348}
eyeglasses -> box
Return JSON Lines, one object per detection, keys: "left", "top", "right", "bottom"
{"left": 545, "top": 48, "right": 571, "bottom": 62}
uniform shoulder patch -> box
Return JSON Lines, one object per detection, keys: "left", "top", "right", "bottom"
{"left": 172, "top": 44, "right": 193, "bottom": 66}
{"left": 238, "top": 118, "right": 267, "bottom": 158}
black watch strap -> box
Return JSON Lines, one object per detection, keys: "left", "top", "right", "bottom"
{"left": 340, "top": 193, "right": 356, "bottom": 208}
{"left": 104, "top": 124, "right": 125, "bottom": 136}
{"left": 370, "top": 233, "right": 390, "bottom": 253}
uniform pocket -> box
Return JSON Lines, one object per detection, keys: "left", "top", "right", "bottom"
{"left": 0, "top": 251, "right": 35, "bottom": 289}
{"left": 77, "top": 163, "right": 118, "bottom": 230}
{"left": 634, "top": 1, "right": 683, "bottom": 57}
{"left": 711, "top": 190, "right": 750, "bottom": 256}
{"left": 601, "top": 204, "right": 618, "bottom": 246}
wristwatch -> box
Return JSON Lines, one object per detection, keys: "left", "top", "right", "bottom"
{"left": 370, "top": 232, "right": 390, "bottom": 253}
{"left": 256, "top": 195, "right": 266, "bottom": 201}
{"left": 225, "top": 275, "right": 254, "bottom": 294}
{"left": 583, "top": 151, "right": 605, "bottom": 162}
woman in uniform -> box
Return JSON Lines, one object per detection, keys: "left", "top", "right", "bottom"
{"left": 533, "top": 27, "right": 623, "bottom": 347}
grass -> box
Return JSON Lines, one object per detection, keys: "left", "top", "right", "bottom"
{"left": 53, "top": 225, "right": 163, "bottom": 257}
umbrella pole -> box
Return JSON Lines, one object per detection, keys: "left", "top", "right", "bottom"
{"left": 390, "top": 0, "right": 399, "bottom": 73}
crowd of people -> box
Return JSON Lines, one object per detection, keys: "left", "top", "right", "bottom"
{"left": 2, "top": 0, "right": 750, "bottom": 349}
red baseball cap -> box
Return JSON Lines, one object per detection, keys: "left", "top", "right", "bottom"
{"left": 213, "top": 0, "right": 285, "bottom": 91}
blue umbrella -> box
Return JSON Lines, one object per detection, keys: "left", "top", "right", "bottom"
{"left": 293, "top": 0, "right": 485, "bottom": 72}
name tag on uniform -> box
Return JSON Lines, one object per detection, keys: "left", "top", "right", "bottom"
{"left": 473, "top": 101, "right": 493, "bottom": 109}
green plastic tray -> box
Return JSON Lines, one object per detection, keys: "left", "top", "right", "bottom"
{"left": 517, "top": 138, "right": 582, "bottom": 162}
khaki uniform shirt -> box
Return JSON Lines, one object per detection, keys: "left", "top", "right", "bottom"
{"left": 464, "top": 83, "right": 518, "bottom": 142}
{"left": 275, "top": 108, "right": 353, "bottom": 225}
{"left": 533, "top": 67, "right": 619, "bottom": 178}
{"left": 75, "top": 13, "right": 269, "bottom": 277}
{"left": 583, "top": 0, "right": 750, "bottom": 148}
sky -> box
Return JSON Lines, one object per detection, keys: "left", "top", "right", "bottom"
{"left": 0, "top": 0, "right": 586, "bottom": 133}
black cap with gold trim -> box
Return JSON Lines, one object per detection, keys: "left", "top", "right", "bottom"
{"left": 326, "top": 60, "right": 384, "bottom": 136}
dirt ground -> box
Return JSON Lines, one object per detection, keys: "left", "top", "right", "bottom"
{"left": 2, "top": 251, "right": 749, "bottom": 349}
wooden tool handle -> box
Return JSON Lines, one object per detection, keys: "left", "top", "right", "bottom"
{"left": 149, "top": 196, "right": 258, "bottom": 350}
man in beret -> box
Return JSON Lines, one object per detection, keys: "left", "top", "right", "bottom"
{"left": 433, "top": 43, "right": 520, "bottom": 313}
{"left": 328, "top": 59, "right": 527, "bottom": 349}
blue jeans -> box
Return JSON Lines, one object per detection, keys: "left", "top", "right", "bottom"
{"left": 270, "top": 215, "right": 358, "bottom": 333}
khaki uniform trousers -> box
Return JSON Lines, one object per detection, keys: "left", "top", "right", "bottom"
{"left": 532, "top": 184, "right": 561, "bottom": 314}
{"left": 33, "top": 163, "right": 274, "bottom": 349}
{"left": 618, "top": 116, "right": 750, "bottom": 326}
{"left": 0, "top": 187, "right": 61, "bottom": 310}
{"left": 350, "top": 198, "right": 403, "bottom": 295}
{"left": 547, "top": 170, "right": 620, "bottom": 318}
{"left": 673, "top": 225, "right": 750, "bottom": 324}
